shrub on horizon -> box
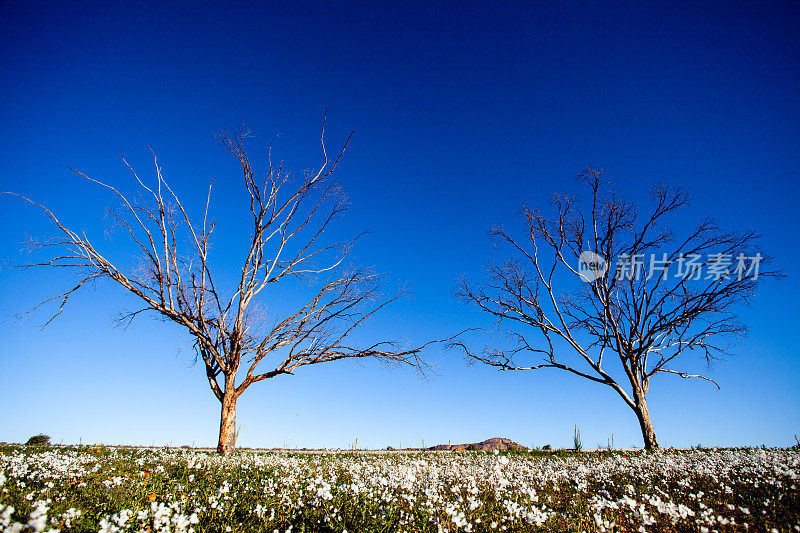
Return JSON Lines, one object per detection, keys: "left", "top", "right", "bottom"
{"left": 573, "top": 425, "right": 582, "bottom": 452}
{"left": 25, "top": 434, "right": 51, "bottom": 446}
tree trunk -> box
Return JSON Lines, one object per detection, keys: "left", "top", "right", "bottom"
{"left": 632, "top": 386, "right": 659, "bottom": 450}
{"left": 217, "top": 377, "right": 238, "bottom": 454}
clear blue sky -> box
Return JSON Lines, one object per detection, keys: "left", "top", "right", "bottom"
{"left": 1, "top": 1, "right": 798, "bottom": 449}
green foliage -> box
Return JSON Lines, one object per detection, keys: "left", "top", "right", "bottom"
{"left": 24, "top": 434, "right": 50, "bottom": 446}
{"left": 0, "top": 444, "right": 798, "bottom": 532}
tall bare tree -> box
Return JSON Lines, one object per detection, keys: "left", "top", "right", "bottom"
{"left": 5, "top": 122, "right": 433, "bottom": 454}
{"left": 454, "top": 169, "right": 780, "bottom": 449}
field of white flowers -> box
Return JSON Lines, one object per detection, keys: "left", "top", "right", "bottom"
{"left": 0, "top": 444, "right": 798, "bottom": 533}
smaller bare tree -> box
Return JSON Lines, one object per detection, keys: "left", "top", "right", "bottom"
{"left": 5, "top": 121, "right": 436, "bottom": 454}
{"left": 454, "top": 169, "right": 780, "bottom": 449}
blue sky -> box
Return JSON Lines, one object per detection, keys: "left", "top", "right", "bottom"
{"left": 1, "top": 1, "right": 798, "bottom": 449}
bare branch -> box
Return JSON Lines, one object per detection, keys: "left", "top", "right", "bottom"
{"left": 5, "top": 122, "right": 439, "bottom": 453}
{"left": 655, "top": 368, "right": 720, "bottom": 389}
{"left": 456, "top": 167, "right": 779, "bottom": 449}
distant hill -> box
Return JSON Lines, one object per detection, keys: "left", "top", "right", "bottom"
{"left": 428, "top": 437, "right": 527, "bottom": 451}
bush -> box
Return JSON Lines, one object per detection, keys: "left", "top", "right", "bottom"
{"left": 573, "top": 425, "right": 582, "bottom": 451}
{"left": 25, "top": 434, "right": 51, "bottom": 446}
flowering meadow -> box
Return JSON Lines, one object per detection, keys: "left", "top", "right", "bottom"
{"left": 0, "top": 444, "right": 798, "bottom": 532}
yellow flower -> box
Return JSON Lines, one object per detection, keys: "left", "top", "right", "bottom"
{"left": 148, "top": 493, "right": 156, "bottom": 501}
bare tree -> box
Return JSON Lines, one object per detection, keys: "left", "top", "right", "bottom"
{"left": 5, "top": 122, "right": 435, "bottom": 454}
{"left": 454, "top": 169, "right": 780, "bottom": 449}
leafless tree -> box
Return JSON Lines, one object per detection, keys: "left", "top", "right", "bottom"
{"left": 453, "top": 169, "right": 780, "bottom": 449}
{"left": 5, "top": 121, "right": 436, "bottom": 454}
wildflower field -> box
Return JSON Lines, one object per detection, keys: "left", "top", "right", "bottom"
{"left": 1, "top": 444, "right": 798, "bottom": 533}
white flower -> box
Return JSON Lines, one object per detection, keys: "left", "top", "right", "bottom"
{"left": 1, "top": 505, "right": 16, "bottom": 528}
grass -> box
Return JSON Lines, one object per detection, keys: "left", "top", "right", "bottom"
{"left": 0, "top": 444, "right": 798, "bottom": 532}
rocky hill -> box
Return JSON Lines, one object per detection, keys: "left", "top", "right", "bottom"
{"left": 428, "top": 437, "right": 527, "bottom": 451}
